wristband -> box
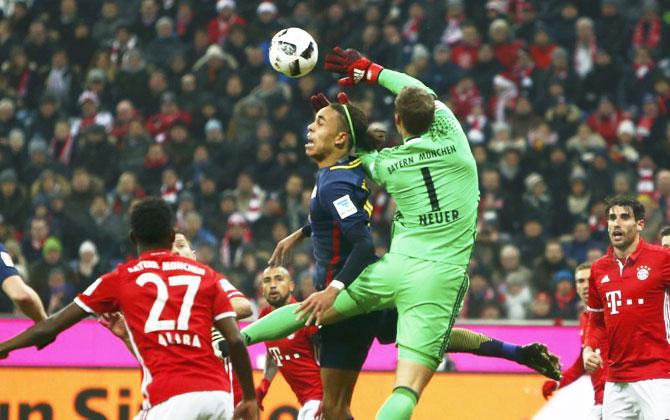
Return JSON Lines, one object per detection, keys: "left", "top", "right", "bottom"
{"left": 329, "top": 280, "right": 345, "bottom": 291}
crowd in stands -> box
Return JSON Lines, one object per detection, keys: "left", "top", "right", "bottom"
{"left": 1, "top": 0, "right": 669, "bottom": 321}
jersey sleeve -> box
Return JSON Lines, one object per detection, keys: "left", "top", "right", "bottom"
{"left": 217, "top": 276, "right": 246, "bottom": 301}
{"left": 559, "top": 348, "right": 586, "bottom": 388}
{"left": 318, "top": 178, "right": 369, "bottom": 235}
{"left": 212, "top": 276, "right": 236, "bottom": 322}
{"left": 74, "top": 271, "right": 120, "bottom": 315}
{"left": 586, "top": 269, "right": 603, "bottom": 312}
{"left": 0, "top": 245, "right": 19, "bottom": 284}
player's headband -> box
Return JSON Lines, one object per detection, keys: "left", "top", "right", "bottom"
{"left": 341, "top": 104, "right": 356, "bottom": 147}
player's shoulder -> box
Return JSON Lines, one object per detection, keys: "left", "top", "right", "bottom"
{"left": 320, "top": 163, "right": 365, "bottom": 188}
{"left": 640, "top": 241, "right": 668, "bottom": 256}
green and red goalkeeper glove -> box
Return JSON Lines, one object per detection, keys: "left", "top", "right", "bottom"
{"left": 324, "top": 47, "right": 384, "bottom": 86}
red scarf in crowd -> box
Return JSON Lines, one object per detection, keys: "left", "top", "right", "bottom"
{"left": 49, "top": 135, "right": 75, "bottom": 165}
{"left": 633, "top": 15, "right": 661, "bottom": 51}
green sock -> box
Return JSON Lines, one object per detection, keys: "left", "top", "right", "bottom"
{"left": 240, "top": 303, "right": 305, "bottom": 345}
{"left": 375, "top": 387, "right": 418, "bottom": 420}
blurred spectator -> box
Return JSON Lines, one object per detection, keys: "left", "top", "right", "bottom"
{"left": 208, "top": 0, "right": 247, "bottom": 46}
{"left": 0, "top": 168, "right": 29, "bottom": 230}
{"left": 28, "top": 236, "right": 75, "bottom": 307}
{"left": 533, "top": 240, "right": 571, "bottom": 293}
{"left": 71, "top": 240, "right": 109, "bottom": 294}
{"left": 552, "top": 270, "right": 579, "bottom": 319}
{"left": 220, "top": 212, "right": 252, "bottom": 270}
{"left": 503, "top": 272, "right": 532, "bottom": 320}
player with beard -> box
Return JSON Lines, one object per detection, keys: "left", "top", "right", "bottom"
{"left": 256, "top": 266, "right": 322, "bottom": 419}
{"left": 584, "top": 195, "right": 670, "bottom": 418}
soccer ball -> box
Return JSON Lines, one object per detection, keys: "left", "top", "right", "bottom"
{"left": 269, "top": 28, "right": 318, "bottom": 78}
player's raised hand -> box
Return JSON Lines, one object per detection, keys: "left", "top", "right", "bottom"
{"left": 309, "top": 93, "right": 331, "bottom": 113}
{"left": 233, "top": 399, "right": 259, "bottom": 420}
{"left": 582, "top": 347, "right": 603, "bottom": 373}
{"left": 324, "top": 46, "right": 383, "bottom": 86}
{"left": 294, "top": 287, "right": 339, "bottom": 326}
{"left": 268, "top": 228, "right": 305, "bottom": 267}
{"left": 541, "top": 380, "right": 559, "bottom": 400}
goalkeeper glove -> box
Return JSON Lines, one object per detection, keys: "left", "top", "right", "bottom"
{"left": 255, "top": 377, "right": 271, "bottom": 411}
{"left": 541, "top": 380, "right": 560, "bottom": 400}
{"left": 324, "top": 47, "right": 384, "bottom": 87}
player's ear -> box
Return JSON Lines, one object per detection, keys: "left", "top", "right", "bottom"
{"left": 637, "top": 218, "right": 645, "bottom": 232}
{"left": 334, "top": 131, "right": 349, "bottom": 149}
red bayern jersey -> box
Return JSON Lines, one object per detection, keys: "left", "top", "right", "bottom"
{"left": 560, "top": 311, "right": 606, "bottom": 404}
{"left": 75, "top": 250, "right": 236, "bottom": 408}
{"left": 259, "top": 298, "right": 322, "bottom": 405}
{"left": 586, "top": 239, "right": 670, "bottom": 382}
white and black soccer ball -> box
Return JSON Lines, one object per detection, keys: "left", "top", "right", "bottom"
{"left": 269, "top": 28, "right": 318, "bottom": 78}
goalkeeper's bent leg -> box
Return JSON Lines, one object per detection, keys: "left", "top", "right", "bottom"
{"left": 240, "top": 303, "right": 304, "bottom": 345}
{"left": 447, "top": 328, "right": 521, "bottom": 362}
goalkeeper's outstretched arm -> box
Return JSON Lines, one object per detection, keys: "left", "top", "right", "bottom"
{"left": 378, "top": 69, "right": 436, "bottom": 98}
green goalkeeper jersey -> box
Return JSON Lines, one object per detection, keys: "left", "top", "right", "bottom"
{"left": 356, "top": 70, "right": 479, "bottom": 265}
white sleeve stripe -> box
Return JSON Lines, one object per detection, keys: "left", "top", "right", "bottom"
{"left": 214, "top": 311, "right": 237, "bottom": 321}
{"left": 74, "top": 297, "right": 98, "bottom": 315}
{"left": 586, "top": 305, "right": 605, "bottom": 313}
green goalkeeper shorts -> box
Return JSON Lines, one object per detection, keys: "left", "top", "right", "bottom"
{"left": 333, "top": 252, "right": 469, "bottom": 371}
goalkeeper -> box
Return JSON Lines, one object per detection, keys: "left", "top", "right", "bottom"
{"left": 244, "top": 48, "right": 494, "bottom": 418}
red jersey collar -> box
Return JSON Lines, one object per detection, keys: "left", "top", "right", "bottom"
{"left": 138, "top": 248, "right": 173, "bottom": 259}
{"left": 607, "top": 237, "right": 646, "bottom": 263}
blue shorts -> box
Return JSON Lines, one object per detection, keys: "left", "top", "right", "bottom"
{"left": 318, "top": 308, "right": 398, "bottom": 370}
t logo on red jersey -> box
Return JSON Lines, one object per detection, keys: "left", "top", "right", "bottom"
{"left": 606, "top": 290, "right": 623, "bottom": 315}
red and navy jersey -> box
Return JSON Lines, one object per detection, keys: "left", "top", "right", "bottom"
{"left": 586, "top": 239, "right": 670, "bottom": 382}
{"left": 260, "top": 298, "right": 322, "bottom": 405}
{"left": 0, "top": 243, "right": 19, "bottom": 283}
{"left": 0, "top": 243, "right": 20, "bottom": 311}
{"left": 309, "top": 158, "right": 373, "bottom": 290}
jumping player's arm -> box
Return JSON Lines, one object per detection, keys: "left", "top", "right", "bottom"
{"left": 268, "top": 225, "right": 310, "bottom": 267}
{"left": 584, "top": 271, "right": 605, "bottom": 373}
{"left": 320, "top": 180, "right": 376, "bottom": 290}
{"left": 0, "top": 303, "right": 88, "bottom": 357}
{"left": 0, "top": 246, "right": 47, "bottom": 321}
{"left": 0, "top": 269, "right": 122, "bottom": 358}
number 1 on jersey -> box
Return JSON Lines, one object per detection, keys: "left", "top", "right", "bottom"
{"left": 421, "top": 167, "right": 440, "bottom": 212}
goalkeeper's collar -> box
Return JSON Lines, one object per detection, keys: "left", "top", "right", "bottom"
{"left": 402, "top": 135, "right": 421, "bottom": 145}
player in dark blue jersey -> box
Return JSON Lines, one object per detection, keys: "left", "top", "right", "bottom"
{"left": 0, "top": 243, "right": 46, "bottom": 321}
{"left": 265, "top": 94, "right": 560, "bottom": 419}
{"left": 269, "top": 95, "right": 385, "bottom": 419}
